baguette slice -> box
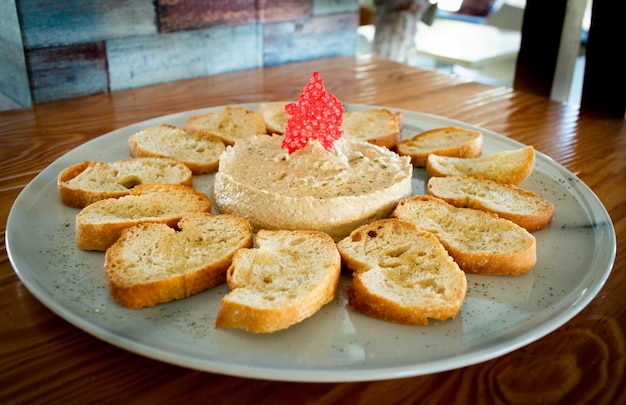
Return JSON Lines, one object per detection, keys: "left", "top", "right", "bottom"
{"left": 396, "top": 126, "right": 483, "bottom": 166}
{"left": 428, "top": 176, "right": 554, "bottom": 232}
{"left": 216, "top": 229, "right": 341, "bottom": 333}
{"left": 342, "top": 108, "right": 403, "bottom": 149}
{"left": 185, "top": 106, "right": 267, "bottom": 146}
{"left": 337, "top": 218, "right": 466, "bottom": 325}
{"left": 58, "top": 157, "right": 193, "bottom": 208}
{"left": 392, "top": 195, "right": 536, "bottom": 275}
{"left": 75, "top": 184, "right": 212, "bottom": 251}
{"left": 426, "top": 145, "right": 535, "bottom": 185}
{"left": 128, "top": 124, "right": 225, "bottom": 174}
{"left": 258, "top": 102, "right": 288, "bottom": 134}
{"left": 105, "top": 213, "right": 253, "bottom": 308}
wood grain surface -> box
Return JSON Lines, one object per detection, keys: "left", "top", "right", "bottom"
{"left": 1, "top": 56, "right": 625, "bottom": 404}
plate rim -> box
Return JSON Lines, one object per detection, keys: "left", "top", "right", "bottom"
{"left": 6, "top": 103, "right": 617, "bottom": 382}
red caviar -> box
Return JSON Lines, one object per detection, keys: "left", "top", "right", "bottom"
{"left": 281, "top": 72, "right": 344, "bottom": 153}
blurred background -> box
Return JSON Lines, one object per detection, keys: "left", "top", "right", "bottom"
{"left": 358, "top": 0, "right": 590, "bottom": 106}
{"left": 1, "top": 0, "right": 591, "bottom": 111}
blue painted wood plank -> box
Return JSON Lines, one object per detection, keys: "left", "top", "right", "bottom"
{"left": 256, "top": 0, "right": 312, "bottom": 22}
{"left": 107, "top": 23, "right": 262, "bottom": 91}
{"left": 0, "top": 38, "right": 33, "bottom": 106}
{"left": 27, "top": 42, "right": 108, "bottom": 104}
{"left": 158, "top": 0, "right": 256, "bottom": 33}
{"left": 0, "top": 0, "right": 24, "bottom": 45}
{"left": 312, "top": 0, "right": 359, "bottom": 16}
{"left": 17, "top": 0, "right": 158, "bottom": 48}
{"left": 263, "top": 13, "right": 358, "bottom": 66}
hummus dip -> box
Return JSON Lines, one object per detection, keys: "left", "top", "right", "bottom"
{"left": 213, "top": 135, "right": 413, "bottom": 241}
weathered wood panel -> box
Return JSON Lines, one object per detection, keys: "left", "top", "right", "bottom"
{"left": 158, "top": 0, "right": 256, "bottom": 33}
{"left": 0, "top": 38, "right": 32, "bottom": 107}
{"left": 27, "top": 42, "right": 108, "bottom": 104}
{"left": 312, "top": 0, "right": 360, "bottom": 16}
{"left": 257, "top": 0, "right": 312, "bottom": 22}
{"left": 17, "top": 0, "right": 158, "bottom": 48}
{"left": 0, "top": 1, "right": 32, "bottom": 107}
{"left": 107, "top": 24, "right": 262, "bottom": 91}
{"left": 263, "top": 13, "right": 358, "bottom": 66}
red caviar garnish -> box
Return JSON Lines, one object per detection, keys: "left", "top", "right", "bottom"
{"left": 281, "top": 72, "right": 344, "bottom": 153}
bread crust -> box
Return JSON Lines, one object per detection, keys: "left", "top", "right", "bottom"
{"left": 185, "top": 106, "right": 267, "bottom": 146}
{"left": 396, "top": 126, "right": 483, "bottom": 166}
{"left": 57, "top": 157, "right": 193, "bottom": 208}
{"left": 337, "top": 218, "right": 467, "bottom": 325}
{"left": 104, "top": 213, "right": 253, "bottom": 308}
{"left": 428, "top": 175, "right": 554, "bottom": 232}
{"left": 392, "top": 195, "right": 537, "bottom": 275}
{"left": 215, "top": 230, "right": 341, "bottom": 333}
{"left": 75, "top": 184, "right": 212, "bottom": 251}
{"left": 128, "top": 124, "right": 225, "bottom": 174}
{"left": 257, "top": 102, "right": 288, "bottom": 135}
{"left": 426, "top": 146, "right": 535, "bottom": 185}
{"left": 342, "top": 108, "right": 403, "bottom": 149}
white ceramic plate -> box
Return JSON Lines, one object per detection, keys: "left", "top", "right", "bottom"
{"left": 6, "top": 104, "right": 616, "bottom": 382}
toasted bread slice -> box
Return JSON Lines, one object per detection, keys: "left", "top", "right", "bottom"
{"left": 58, "top": 157, "right": 193, "bottom": 208}
{"left": 337, "top": 218, "right": 466, "bottom": 325}
{"left": 75, "top": 184, "right": 212, "bottom": 251}
{"left": 104, "top": 213, "right": 253, "bottom": 308}
{"left": 428, "top": 176, "right": 554, "bottom": 232}
{"left": 426, "top": 145, "right": 535, "bottom": 185}
{"left": 258, "top": 102, "right": 288, "bottom": 135}
{"left": 215, "top": 229, "right": 341, "bottom": 333}
{"left": 392, "top": 195, "right": 536, "bottom": 275}
{"left": 342, "top": 109, "right": 403, "bottom": 149}
{"left": 128, "top": 124, "right": 225, "bottom": 174}
{"left": 185, "top": 106, "right": 267, "bottom": 146}
{"left": 396, "top": 126, "right": 483, "bottom": 166}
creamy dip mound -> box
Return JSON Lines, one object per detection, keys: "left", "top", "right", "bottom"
{"left": 213, "top": 135, "right": 413, "bottom": 241}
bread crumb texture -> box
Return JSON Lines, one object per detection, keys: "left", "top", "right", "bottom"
{"left": 57, "top": 157, "right": 193, "bottom": 208}
{"left": 396, "top": 126, "right": 483, "bottom": 166}
{"left": 104, "top": 213, "right": 253, "bottom": 308}
{"left": 128, "top": 124, "right": 225, "bottom": 174}
{"left": 337, "top": 218, "right": 467, "bottom": 325}
{"left": 392, "top": 195, "right": 536, "bottom": 275}
{"left": 75, "top": 184, "right": 212, "bottom": 251}
{"left": 426, "top": 145, "right": 534, "bottom": 185}
{"left": 215, "top": 230, "right": 341, "bottom": 333}
{"left": 427, "top": 175, "right": 554, "bottom": 232}
{"left": 185, "top": 106, "right": 267, "bottom": 146}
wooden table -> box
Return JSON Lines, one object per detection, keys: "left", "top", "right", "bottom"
{"left": 1, "top": 56, "right": 624, "bottom": 404}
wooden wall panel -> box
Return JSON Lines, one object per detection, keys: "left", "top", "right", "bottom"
{"left": 0, "top": 38, "right": 32, "bottom": 107}
{"left": 158, "top": 0, "right": 256, "bottom": 33}
{"left": 263, "top": 13, "right": 359, "bottom": 66}
{"left": 27, "top": 42, "right": 108, "bottom": 104}
{"left": 107, "top": 24, "right": 262, "bottom": 91}
{"left": 2, "top": 0, "right": 358, "bottom": 107}
{"left": 257, "top": 0, "right": 312, "bottom": 22}
{"left": 17, "top": 0, "right": 157, "bottom": 48}
{"left": 312, "top": 0, "right": 360, "bottom": 16}
{"left": 0, "top": 1, "right": 32, "bottom": 107}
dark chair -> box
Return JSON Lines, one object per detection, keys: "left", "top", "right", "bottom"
{"left": 514, "top": 0, "right": 625, "bottom": 117}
